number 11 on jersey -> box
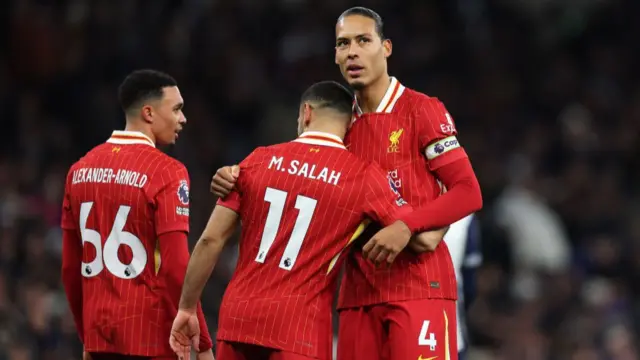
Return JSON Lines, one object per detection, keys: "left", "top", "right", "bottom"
{"left": 255, "top": 187, "right": 317, "bottom": 271}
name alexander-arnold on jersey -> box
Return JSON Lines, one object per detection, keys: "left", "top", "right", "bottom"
{"left": 268, "top": 156, "right": 341, "bottom": 186}
{"left": 71, "top": 167, "right": 148, "bottom": 188}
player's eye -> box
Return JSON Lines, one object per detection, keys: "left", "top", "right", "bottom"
{"left": 336, "top": 39, "right": 348, "bottom": 48}
{"left": 357, "top": 38, "right": 370, "bottom": 44}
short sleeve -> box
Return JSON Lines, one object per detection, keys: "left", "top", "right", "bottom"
{"left": 60, "top": 169, "right": 76, "bottom": 230}
{"left": 415, "top": 97, "right": 468, "bottom": 170}
{"left": 361, "top": 164, "right": 413, "bottom": 226}
{"left": 216, "top": 190, "right": 241, "bottom": 213}
{"left": 215, "top": 146, "right": 267, "bottom": 213}
{"left": 154, "top": 164, "right": 191, "bottom": 235}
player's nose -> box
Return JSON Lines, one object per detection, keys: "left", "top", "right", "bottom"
{"left": 346, "top": 43, "right": 359, "bottom": 58}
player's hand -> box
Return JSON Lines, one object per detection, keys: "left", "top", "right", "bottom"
{"left": 196, "top": 349, "right": 215, "bottom": 360}
{"left": 170, "top": 309, "right": 201, "bottom": 360}
{"left": 408, "top": 229, "right": 445, "bottom": 253}
{"left": 362, "top": 220, "right": 412, "bottom": 265}
{"left": 210, "top": 165, "right": 240, "bottom": 197}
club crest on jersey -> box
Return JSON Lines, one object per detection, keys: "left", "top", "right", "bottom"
{"left": 388, "top": 129, "right": 404, "bottom": 153}
{"left": 177, "top": 180, "right": 189, "bottom": 205}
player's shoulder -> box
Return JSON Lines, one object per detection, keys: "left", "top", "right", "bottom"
{"left": 154, "top": 149, "right": 186, "bottom": 171}
{"left": 66, "top": 156, "right": 86, "bottom": 180}
{"left": 238, "top": 145, "right": 272, "bottom": 167}
{"left": 67, "top": 143, "right": 109, "bottom": 172}
{"left": 396, "top": 87, "right": 453, "bottom": 130}
{"left": 282, "top": 140, "right": 365, "bottom": 162}
{"left": 80, "top": 142, "right": 110, "bottom": 158}
{"left": 119, "top": 144, "right": 187, "bottom": 177}
{"left": 249, "top": 142, "right": 315, "bottom": 164}
{"left": 400, "top": 87, "right": 444, "bottom": 111}
{"left": 342, "top": 150, "right": 371, "bottom": 168}
{"left": 150, "top": 151, "right": 188, "bottom": 183}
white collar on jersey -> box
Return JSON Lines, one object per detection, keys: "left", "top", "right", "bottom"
{"left": 353, "top": 76, "right": 406, "bottom": 117}
{"left": 106, "top": 130, "right": 155, "bottom": 147}
{"left": 293, "top": 131, "right": 347, "bottom": 149}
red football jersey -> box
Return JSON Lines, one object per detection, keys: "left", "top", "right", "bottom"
{"left": 61, "top": 131, "right": 194, "bottom": 356}
{"left": 216, "top": 131, "right": 411, "bottom": 358}
{"left": 338, "top": 77, "right": 469, "bottom": 308}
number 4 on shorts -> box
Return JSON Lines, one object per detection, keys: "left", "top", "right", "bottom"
{"left": 418, "top": 320, "right": 437, "bottom": 350}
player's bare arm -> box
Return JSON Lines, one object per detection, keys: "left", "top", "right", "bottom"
{"left": 170, "top": 205, "right": 238, "bottom": 358}
{"left": 61, "top": 182, "right": 86, "bottom": 346}
{"left": 362, "top": 220, "right": 412, "bottom": 264}
{"left": 409, "top": 226, "right": 450, "bottom": 253}
{"left": 210, "top": 165, "right": 239, "bottom": 197}
{"left": 364, "top": 226, "right": 449, "bottom": 258}
{"left": 179, "top": 205, "right": 239, "bottom": 311}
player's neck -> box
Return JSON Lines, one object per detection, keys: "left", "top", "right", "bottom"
{"left": 303, "top": 124, "right": 346, "bottom": 141}
{"left": 355, "top": 73, "right": 391, "bottom": 113}
{"left": 123, "top": 121, "right": 156, "bottom": 145}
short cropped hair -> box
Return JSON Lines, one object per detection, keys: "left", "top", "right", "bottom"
{"left": 338, "top": 7, "right": 385, "bottom": 39}
{"left": 300, "top": 81, "right": 354, "bottom": 116}
{"left": 117, "top": 69, "right": 177, "bottom": 113}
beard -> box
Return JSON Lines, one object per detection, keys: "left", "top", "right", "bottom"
{"left": 350, "top": 80, "right": 366, "bottom": 91}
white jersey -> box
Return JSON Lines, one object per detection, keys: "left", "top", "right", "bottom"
{"left": 444, "top": 214, "right": 482, "bottom": 352}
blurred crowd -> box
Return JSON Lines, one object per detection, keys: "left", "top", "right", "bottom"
{"left": 1, "top": 0, "right": 640, "bottom": 359}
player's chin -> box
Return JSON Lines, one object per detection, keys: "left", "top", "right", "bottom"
{"left": 159, "top": 135, "right": 177, "bottom": 146}
{"left": 348, "top": 79, "right": 366, "bottom": 90}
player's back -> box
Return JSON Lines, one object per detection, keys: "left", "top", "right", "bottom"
{"left": 217, "top": 132, "right": 404, "bottom": 358}
{"left": 62, "top": 131, "right": 188, "bottom": 355}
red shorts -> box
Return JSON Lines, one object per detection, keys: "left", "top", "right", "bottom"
{"left": 337, "top": 299, "right": 457, "bottom": 360}
{"left": 216, "top": 341, "right": 317, "bottom": 360}
{"left": 89, "top": 353, "right": 175, "bottom": 360}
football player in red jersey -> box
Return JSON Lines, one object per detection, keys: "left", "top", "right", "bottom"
{"left": 169, "top": 81, "right": 425, "bottom": 360}
{"left": 61, "top": 70, "right": 214, "bottom": 360}
{"left": 211, "top": 7, "right": 483, "bottom": 360}
{"left": 331, "top": 7, "right": 482, "bottom": 360}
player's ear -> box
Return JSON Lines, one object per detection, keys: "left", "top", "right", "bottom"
{"left": 303, "top": 102, "right": 313, "bottom": 127}
{"left": 141, "top": 105, "right": 154, "bottom": 123}
{"left": 382, "top": 39, "right": 392, "bottom": 58}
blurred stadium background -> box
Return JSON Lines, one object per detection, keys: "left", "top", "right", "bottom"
{"left": 1, "top": 0, "right": 639, "bottom": 359}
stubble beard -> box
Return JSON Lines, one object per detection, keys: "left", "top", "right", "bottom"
{"left": 350, "top": 81, "right": 366, "bottom": 91}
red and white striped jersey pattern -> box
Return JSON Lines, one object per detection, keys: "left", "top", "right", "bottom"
{"left": 61, "top": 130, "right": 191, "bottom": 356}
{"left": 339, "top": 77, "right": 469, "bottom": 308}
{"left": 216, "top": 131, "right": 411, "bottom": 358}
